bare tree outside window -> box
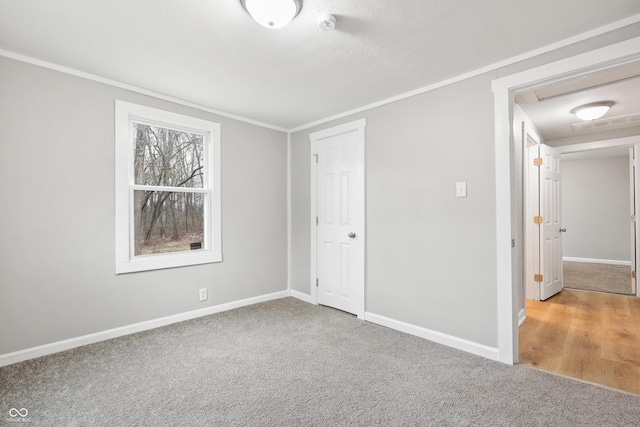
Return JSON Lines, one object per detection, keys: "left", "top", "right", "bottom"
{"left": 115, "top": 100, "right": 221, "bottom": 274}
{"left": 133, "top": 124, "right": 206, "bottom": 256}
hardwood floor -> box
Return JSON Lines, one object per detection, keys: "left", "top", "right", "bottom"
{"left": 519, "top": 289, "right": 640, "bottom": 395}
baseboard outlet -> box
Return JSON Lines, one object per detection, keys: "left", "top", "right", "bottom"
{"left": 563, "top": 257, "right": 631, "bottom": 266}
{"left": 518, "top": 308, "right": 526, "bottom": 327}
{"left": 364, "top": 312, "right": 499, "bottom": 361}
{"left": 0, "top": 290, "right": 289, "bottom": 368}
{"left": 289, "top": 289, "right": 314, "bottom": 304}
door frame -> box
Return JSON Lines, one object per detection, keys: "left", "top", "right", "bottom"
{"left": 310, "top": 118, "right": 366, "bottom": 318}
{"left": 557, "top": 138, "right": 640, "bottom": 297}
{"left": 493, "top": 36, "right": 640, "bottom": 364}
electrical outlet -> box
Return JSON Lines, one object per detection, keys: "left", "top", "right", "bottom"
{"left": 199, "top": 288, "right": 208, "bottom": 302}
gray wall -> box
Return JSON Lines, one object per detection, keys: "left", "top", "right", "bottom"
{"left": 0, "top": 57, "right": 288, "bottom": 354}
{"left": 290, "top": 25, "right": 640, "bottom": 349}
{"left": 292, "top": 74, "right": 499, "bottom": 346}
{"left": 562, "top": 154, "right": 630, "bottom": 261}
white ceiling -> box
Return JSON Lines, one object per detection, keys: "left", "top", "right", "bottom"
{"left": 516, "top": 61, "right": 640, "bottom": 144}
{"left": 1, "top": 0, "right": 640, "bottom": 129}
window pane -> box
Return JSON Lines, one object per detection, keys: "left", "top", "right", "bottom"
{"left": 133, "top": 123, "right": 204, "bottom": 188}
{"left": 134, "top": 191, "right": 205, "bottom": 256}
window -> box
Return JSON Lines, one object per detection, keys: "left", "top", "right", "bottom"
{"left": 115, "top": 101, "right": 221, "bottom": 274}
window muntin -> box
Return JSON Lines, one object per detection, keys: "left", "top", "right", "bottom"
{"left": 115, "top": 101, "right": 221, "bottom": 274}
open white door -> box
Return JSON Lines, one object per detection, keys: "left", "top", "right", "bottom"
{"left": 311, "top": 119, "right": 365, "bottom": 318}
{"left": 538, "top": 144, "right": 563, "bottom": 300}
{"left": 630, "top": 147, "right": 637, "bottom": 295}
{"left": 525, "top": 124, "right": 541, "bottom": 301}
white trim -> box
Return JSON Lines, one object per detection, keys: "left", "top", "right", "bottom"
{"left": 310, "top": 135, "right": 318, "bottom": 305}
{"left": 309, "top": 119, "right": 367, "bottom": 141}
{"left": 0, "top": 49, "right": 287, "bottom": 133}
{"left": 494, "top": 83, "right": 516, "bottom": 364}
{"left": 563, "top": 257, "right": 631, "bottom": 266}
{"left": 287, "top": 132, "right": 292, "bottom": 292}
{"left": 365, "top": 312, "right": 499, "bottom": 361}
{"left": 556, "top": 136, "right": 640, "bottom": 154}
{"left": 309, "top": 118, "right": 367, "bottom": 318}
{"left": 491, "top": 38, "right": 640, "bottom": 92}
{"left": 289, "top": 289, "right": 314, "bottom": 304}
{"left": 493, "top": 36, "right": 640, "bottom": 365}
{"left": 0, "top": 291, "right": 289, "bottom": 368}
{"left": 518, "top": 309, "right": 526, "bottom": 327}
{"left": 114, "top": 100, "right": 223, "bottom": 274}
{"left": 289, "top": 14, "right": 640, "bottom": 133}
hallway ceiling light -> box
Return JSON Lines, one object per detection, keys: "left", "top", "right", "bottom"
{"left": 570, "top": 101, "right": 614, "bottom": 121}
{"left": 241, "top": 0, "right": 301, "bottom": 29}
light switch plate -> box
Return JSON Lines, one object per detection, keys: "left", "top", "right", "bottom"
{"left": 456, "top": 181, "right": 467, "bottom": 198}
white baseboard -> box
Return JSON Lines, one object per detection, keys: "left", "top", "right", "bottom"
{"left": 518, "top": 308, "right": 526, "bottom": 327}
{"left": 0, "top": 290, "right": 289, "bottom": 368}
{"left": 364, "top": 312, "right": 499, "bottom": 361}
{"left": 563, "top": 257, "right": 631, "bottom": 266}
{"left": 289, "top": 289, "right": 314, "bottom": 304}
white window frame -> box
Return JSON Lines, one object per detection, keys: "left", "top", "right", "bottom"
{"left": 115, "top": 100, "right": 222, "bottom": 274}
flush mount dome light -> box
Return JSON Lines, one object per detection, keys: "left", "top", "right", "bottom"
{"left": 241, "top": 0, "right": 302, "bottom": 29}
{"left": 570, "top": 101, "right": 614, "bottom": 121}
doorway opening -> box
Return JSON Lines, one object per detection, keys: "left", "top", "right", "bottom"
{"left": 560, "top": 146, "right": 637, "bottom": 297}
{"left": 492, "top": 36, "right": 640, "bottom": 365}
{"left": 521, "top": 139, "right": 639, "bottom": 302}
{"left": 495, "top": 39, "right": 640, "bottom": 394}
{"left": 516, "top": 114, "right": 640, "bottom": 394}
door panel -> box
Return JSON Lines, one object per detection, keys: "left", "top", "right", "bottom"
{"left": 539, "top": 144, "right": 563, "bottom": 300}
{"left": 315, "top": 126, "right": 364, "bottom": 316}
{"left": 526, "top": 141, "right": 541, "bottom": 301}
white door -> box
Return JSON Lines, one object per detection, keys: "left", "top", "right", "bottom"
{"left": 538, "top": 144, "right": 563, "bottom": 300}
{"left": 311, "top": 120, "right": 365, "bottom": 318}
{"left": 525, "top": 125, "right": 541, "bottom": 301}
{"left": 629, "top": 147, "right": 637, "bottom": 295}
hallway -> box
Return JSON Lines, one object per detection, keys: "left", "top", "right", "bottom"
{"left": 519, "top": 289, "right": 640, "bottom": 395}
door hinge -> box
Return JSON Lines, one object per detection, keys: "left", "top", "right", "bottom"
{"left": 316, "top": 278, "right": 319, "bottom": 287}
{"left": 632, "top": 215, "right": 636, "bottom": 223}
{"left": 633, "top": 271, "right": 636, "bottom": 279}
{"left": 313, "top": 153, "right": 318, "bottom": 163}
{"left": 316, "top": 216, "right": 318, "bottom": 225}
{"left": 511, "top": 239, "right": 515, "bottom": 248}
{"left": 533, "top": 157, "right": 543, "bottom": 166}
{"left": 534, "top": 274, "right": 543, "bottom": 282}
{"left": 534, "top": 216, "right": 543, "bottom": 224}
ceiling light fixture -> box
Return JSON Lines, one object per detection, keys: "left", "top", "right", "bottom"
{"left": 570, "top": 101, "right": 614, "bottom": 121}
{"left": 240, "top": 0, "right": 302, "bottom": 29}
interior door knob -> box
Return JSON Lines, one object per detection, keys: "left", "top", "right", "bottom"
{"left": 560, "top": 228, "right": 567, "bottom": 232}
{"left": 348, "top": 232, "right": 356, "bottom": 239}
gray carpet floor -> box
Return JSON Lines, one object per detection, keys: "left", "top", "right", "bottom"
{"left": 563, "top": 261, "right": 633, "bottom": 295}
{"left": 1, "top": 297, "right": 639, "bottom": 426}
